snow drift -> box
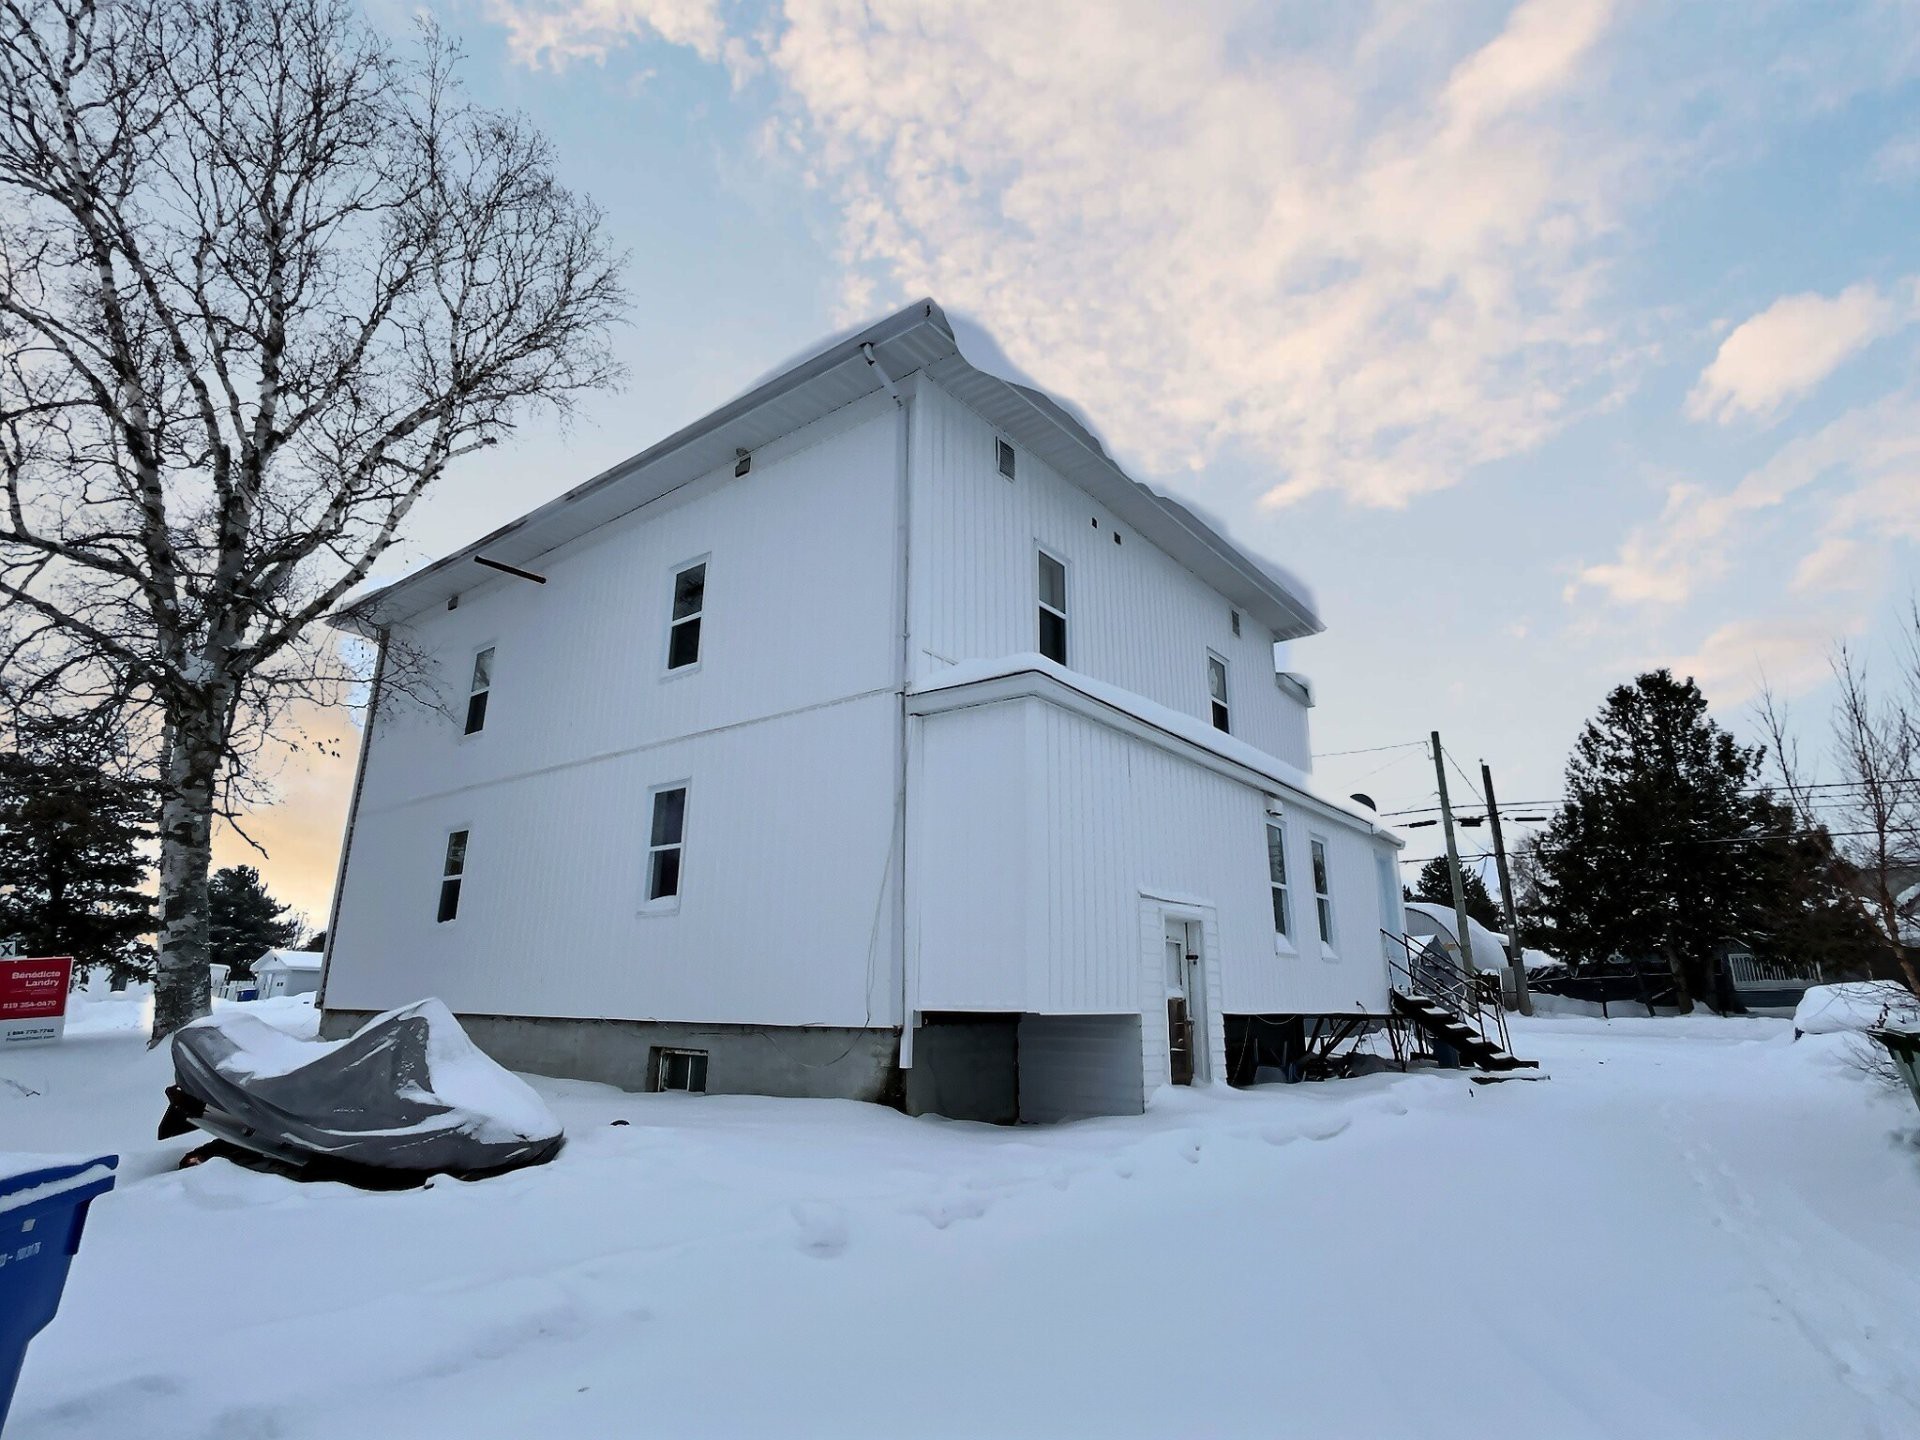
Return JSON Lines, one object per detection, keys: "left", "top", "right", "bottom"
{"left": 162, "top": 999, "right": 561, "bottom": 1178}
{"left": 1792, "top": 981, "right": 1920, "bottom": 1038}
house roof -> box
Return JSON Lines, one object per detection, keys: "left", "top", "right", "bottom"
{"left": 255, "top": 949, "right": 322, "bottom": 972}
{"left": 330, "top": 300, "right": 1324, "bottom": 642}
{"left": 909, "top": 653, "right": 1399, "bottom": 845}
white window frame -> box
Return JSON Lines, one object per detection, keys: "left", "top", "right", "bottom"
{"left": 643, "top": 781, "right": 690, "bottom": 913}
{"left": 438, "top": 828, "right": 469, "bottom": 925}
{"left": 1207, "top": 651, "right": 1231, "bottom": 734}
{"left": 1036, "top": 546, "right": 1068, "bottom": 666}
{"left": 663, "top": 556, "right": 709, "bottom": 676}
{"left": 1266, "top": 817, "right": 1295, "bottom": 954}
{"left": 653, "top": 1047, "right": 709, "bottom": 1093}
{"left": 462, "top": 645, "right": 495, "bottom": 737}
{"left": 1310, "top": 834, "right": 1336, "bottom": 957}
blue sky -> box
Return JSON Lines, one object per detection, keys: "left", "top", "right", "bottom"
{"left": 242, "top": 0, "right": 1920, "bottom": 917}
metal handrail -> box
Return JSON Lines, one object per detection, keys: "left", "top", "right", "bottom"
{"left": 1382, "top": 928, "right": 1513, "bottom": 1057}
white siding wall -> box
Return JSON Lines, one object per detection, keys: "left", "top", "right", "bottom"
{"left": 908, "top": 693, "right": 1392, "bottom": 1030}
{"left": 908, "top": 379, "right": 1313, "bottom": 770}
{"left": 908, "top": 704, "right": 1029, "bottom": 1012}
{"left": 328, "top": 395, "right": 905, "bottom": 1028}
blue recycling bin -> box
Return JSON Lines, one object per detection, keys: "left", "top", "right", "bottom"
{"left": 0, "top": 1154, "right": 118, "bottom": 1430}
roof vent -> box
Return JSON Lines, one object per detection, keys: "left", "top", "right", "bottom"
{"left": 1350, "top": 793, "right": 1377, "bottom": 811}
{"left": 997, "top": 438, "right": 1016, "bottom": 479}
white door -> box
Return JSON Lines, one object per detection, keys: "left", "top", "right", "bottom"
{"left": 1163, "top": 917, "right": 1206, "bottom": 1084}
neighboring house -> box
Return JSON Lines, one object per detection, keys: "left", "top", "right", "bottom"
{"left": 1402, "top": 902, "right": 1516, "bottom": 978}
{"left": 1712, "top": 939, "right": 1822, "bottom": 1014}
{"left": 253, "top": 950, "right": 322, "bottom": 1001}
{"left": 318, "top": 299, "right": 1406, "bottom": 1122}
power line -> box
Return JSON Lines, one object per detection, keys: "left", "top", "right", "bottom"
{"left": 1382, "top": 774, "right": 1920, "bottom": 820}
{"left": 1314, "top": 740, "right": 1430, "bottom": 760}
{"left": 1399, "top": 825, "right": 1911, "bottom": 865}
{"left": 1441, "top": 746, "right": 1485, "bottom": 807}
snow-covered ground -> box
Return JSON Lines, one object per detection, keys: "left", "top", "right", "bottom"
{"left": 7, "top": 997, "right": 1920, "bottom": 1439}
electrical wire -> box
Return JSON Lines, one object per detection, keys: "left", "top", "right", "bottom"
{"left": 1313, "top": 740, "right": 1429, "bottom": 760}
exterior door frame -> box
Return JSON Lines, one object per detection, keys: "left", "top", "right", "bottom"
{"left": 1140, "top": 893, "right": 1222, "bottom": 1088}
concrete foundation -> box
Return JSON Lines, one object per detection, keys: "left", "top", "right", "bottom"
{"left": 319, "top": 1009, "right": 901, "bottom": 1103}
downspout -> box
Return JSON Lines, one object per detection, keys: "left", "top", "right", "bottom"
{"left": 314, "top": 626, "right": 388, "bottom": 1019}
{"left": 863, "top": 341, "right": 914, "bottom": 1068}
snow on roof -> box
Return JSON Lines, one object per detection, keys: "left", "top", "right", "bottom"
{"left": 1404, "top": 902, "right": 1515, "bottom": 964}
{"left": 254, "top": 949, "right": 322, "bottom": 972}
{"left": 332, "top": 300, "right": 1321, "bottom": 641}
{"left": 910, "top": 653, "right": 1397, "bottom": 843}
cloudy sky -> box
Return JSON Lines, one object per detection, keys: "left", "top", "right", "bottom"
{"left": 235, "top": 0, "right": 1920, "bottom": 923}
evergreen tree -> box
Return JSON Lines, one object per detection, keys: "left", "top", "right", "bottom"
{"left": 208, "top": 866, "right": 300, "bottom": 979}
{"left": 1742, "top": 802, "right": 1887, "bottom": 981}
{"left": 0, "top": 735, "right": 156, "bottom": 986}
{"left": 1538, "top": 670, "right": 1792, "bottom": 1011}
{"left": 1409, "top": 856, "right": 1503, "bottom": 931}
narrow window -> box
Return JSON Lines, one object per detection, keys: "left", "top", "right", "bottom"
{"left": 647, "top": 785, "right": 688, "bottom": 903}
{"left": 1266, "top": 820, "right": 1291, "bottom": 940}
{"left": 1311, "top": 837, "right": 1334, "bottom": 946}
{"left": 438, "top": 829, "right": 468, "bottom": 924}
{"left": 1207, "top": 654, "right": 1231, "bottom": 733}
{"left": 1037, "top": 550, "right": 1068, "bottom": 665}
{"left": 998, "top": 438, "right": 1016, "bottom": 479}
{"left": 1231, "top": 609, "right": 1242, "bottom": 637}
{"left": 666, "top": 562, "right": 706, "bottom": 671}
{"left": 463, "top": 647, "right": 494, "bottom": 735}
{"left": 654, "top": 1047, "right": 709, "bottom": 1093}
{"left": 1376, "top": 853, "right": 1400, "bottom": 933}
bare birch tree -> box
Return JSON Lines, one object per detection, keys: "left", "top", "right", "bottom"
{"left": 0, "top": 0, "right": 626, "bottom": 1040}
{"left": 1759, "top": 610, "right": 1920, "bottom": 993}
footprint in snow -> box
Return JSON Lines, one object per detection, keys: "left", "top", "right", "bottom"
{"left": 919, "top": 1194, "right": 990, "bottom": 1229}
{"left": 791, "top": 1202, "right": 850, "bottom": 1258}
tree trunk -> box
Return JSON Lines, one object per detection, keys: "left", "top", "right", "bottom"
{"left": 151, "top": 718, "right": 223, "bottom": 1045}
{"left": 1664, "top": 948, "right": 1694, "bottom": 1015}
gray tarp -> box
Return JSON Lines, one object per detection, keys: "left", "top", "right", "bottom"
{"left": 164, "top": 999, "right": 562, "bottom": 1177}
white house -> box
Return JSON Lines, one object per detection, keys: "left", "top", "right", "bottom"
{"left": 318, "top": 299, "right": 1408, "bottom": 1122}
{"left": 253, "top": 950, "right": 323, "bottom": 1000}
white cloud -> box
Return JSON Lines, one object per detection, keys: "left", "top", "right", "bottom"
{"left": 1686, "top": 281, "right": 1918, "bottom": 424}
{"left": 1658, "top": 614, "right": 1854, "bottom": 706}
{"left": 1873, "top": 132, "right": 1920, "bottom": 185}
{"left": 1576, "top": 390, "right": 1920, "bottom": 607}
{"left": 484, "top": 0, "right": 1633, "bottom": 507}
{"left": 484, "top": 0, "right": 731, "bottom": 67}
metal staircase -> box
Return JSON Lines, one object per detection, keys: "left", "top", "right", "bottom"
{"left": 1384, "top": 930, "right": 1536, "bottom": 1073}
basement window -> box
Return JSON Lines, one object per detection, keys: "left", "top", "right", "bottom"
{"left": 1037, "top": 549, "right": 1068, "bottom": 665}
{"left": 666, "top": 560, "right": 706, "bottom": 671}
{"left": 998, "top": 438, "right": 1017, "bottom": 479}
{"left": 653, "top": 1047, "right": 708, "bottom": 1093}
{"left": 1207, "top": 653, "right": 1231, "bottom": 733}
{"left": 438, "top": 829, "right": 468, "bottom": 924}
{"left": 646, "top": 784, "right": 688, "bottom": 905}
{"left": 464, "top": 646, "right": 494, "bottom": 735}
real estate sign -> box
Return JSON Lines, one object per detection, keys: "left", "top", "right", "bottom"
{"left": 0, "top": 955, "right": 73, "bottom": 1046}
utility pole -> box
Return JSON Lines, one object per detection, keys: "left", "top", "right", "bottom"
{"left": 1431, "top": 731, "right": 1476, "bottom": 974}
{"left": 1482, "top": 760, "right": 1533, "bottom": 1017}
